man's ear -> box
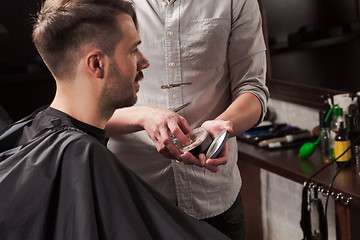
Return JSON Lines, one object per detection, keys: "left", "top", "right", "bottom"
{"left": 87, "top": 51, "right": 105, "bottom": 78}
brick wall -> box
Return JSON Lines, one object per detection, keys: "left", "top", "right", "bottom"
{"left": 261, "top": 99, "right": 336, "bottom": 240}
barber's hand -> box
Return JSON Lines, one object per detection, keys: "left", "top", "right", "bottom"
{"left": 141, "top": 106, "right": 191, "bottom": 160}
{"left": 201, "top": 120, "right": 233, "bottom": 138}
{"left": 204, "top": 142, "right": 230, "bottom": 172}
{"left": 180, "top": 120, "right": 233, "bottom": 172}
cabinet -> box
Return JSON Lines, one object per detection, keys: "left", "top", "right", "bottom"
{"left": 259, "top": 0, "right": 360, "bottom": 108}
{"left": 238, "top": 141, "right": 360, "bottom": 240}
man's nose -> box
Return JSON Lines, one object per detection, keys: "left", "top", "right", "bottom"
{"left": 138, "top": 50, "right": 150, "bottom": 70}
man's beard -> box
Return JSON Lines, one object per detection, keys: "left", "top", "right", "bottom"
{"left": 102, "top": 62, "right": 143, "bottom": 112}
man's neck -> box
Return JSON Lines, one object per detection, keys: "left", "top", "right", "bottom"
{"left": 50, "top": 100, "right": 110, "bottom": 130}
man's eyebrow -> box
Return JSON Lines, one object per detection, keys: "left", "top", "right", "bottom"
{"left": 131, "top": 40, "right": 142, "bottom": 49}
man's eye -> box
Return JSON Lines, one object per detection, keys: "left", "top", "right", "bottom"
{"left": 131, "top": 48, "right": 139, "bottom": 54}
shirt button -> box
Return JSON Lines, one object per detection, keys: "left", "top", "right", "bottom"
{"left": 172, "top": 94, "right": 177, "bottom": 99}
{"left": 162, "top": 2, "right": 168, "bottom": 7}
{"left": 169, "top": 31, "right": 174, "bottom": 36}
{"left": 169, "top": 62, "right": 176, "bottom": 68}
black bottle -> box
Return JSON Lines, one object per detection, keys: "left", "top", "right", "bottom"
{"left": 347, "top": 93, "right": 360, "bottom": 165}
{"left": 319, "top": 94, "right": 332, "bottom": 163}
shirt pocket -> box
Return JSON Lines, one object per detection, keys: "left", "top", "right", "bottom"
{"left": 182, "top": 18, "right": 230, "bottom": 69}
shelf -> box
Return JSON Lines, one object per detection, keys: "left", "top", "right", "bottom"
{"left": 270, "top": 32, "right": 360, "bottom": 54}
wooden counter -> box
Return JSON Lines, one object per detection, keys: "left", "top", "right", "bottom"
{"left": 237, "top": 140, "right": 360, "bottom": 240}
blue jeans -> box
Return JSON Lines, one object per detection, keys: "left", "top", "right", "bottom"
{"left": 202, "top": 193, "right": 245, "bottom": 240}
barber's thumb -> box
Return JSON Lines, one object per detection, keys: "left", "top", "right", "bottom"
{"left": 199, "top": 154, "right": 206, "bottom": 166}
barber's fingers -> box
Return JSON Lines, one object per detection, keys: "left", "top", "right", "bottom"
{"left": 178, "top": 115, "right": 192, "bottom": 133}
{"left": 176, "top": 142, "right": 229, "bottom": 171}
{"left": 205, "top": 147, "right": 229, "bottom": 165}
{"left": 155, "top": 128, "right": 182, "bottom": 160}
{"left": 204, "top": 157, "right": 227, "bottom": 170}
{"left": 178, "top": 153, "right": 223, "bottom": 173}
{"left": 150, "top": 112, "right": 190, "bottom": 157}
{"left": 180, "top": 152, "right": 206, "bottom": 167}
{"left": 204, "top": 158, "right": 225, "bottom": 172}
{"left": 168, "top": 116, "right": 191, "bottom": 146}
{"left": 204, "top": 143, "right": 229, "bottom": 172}
{"left": 201, "top": 120, "right": 233, "bottom": 138}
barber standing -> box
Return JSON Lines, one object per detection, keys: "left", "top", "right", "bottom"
{"left": 107, "top": 1, "right": 269, "bottom": 239}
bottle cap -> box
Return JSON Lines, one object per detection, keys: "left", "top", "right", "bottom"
{"left": 334, "top": 107, "right": 343, "bottom": 117}
{"left": 206, "top": 129, "right": 229, "bottom": 159}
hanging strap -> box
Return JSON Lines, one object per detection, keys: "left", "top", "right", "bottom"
{"left": 300, "top": 186, "right": 312, "bottom": 239}
{"left": 312, "top": 190, "right": 327, "bottom": 239}
{"left": 300, "top": 185, "right": 328, "bottom": 240}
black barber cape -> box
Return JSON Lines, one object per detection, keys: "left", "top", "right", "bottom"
{"left": 0, "top": 107, "right": 229, "bottom": 240}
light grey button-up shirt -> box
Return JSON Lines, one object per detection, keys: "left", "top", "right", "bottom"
{"left": 108, "top": 0, "right": 269, "bottom": 219}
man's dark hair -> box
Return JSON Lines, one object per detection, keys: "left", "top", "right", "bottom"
{"left": 32, "top": 0, "right": 137, "bottom": 78}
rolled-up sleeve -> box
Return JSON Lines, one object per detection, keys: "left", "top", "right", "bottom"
{"left": 228, "top": 0, "right": 270, "bottom": 123}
